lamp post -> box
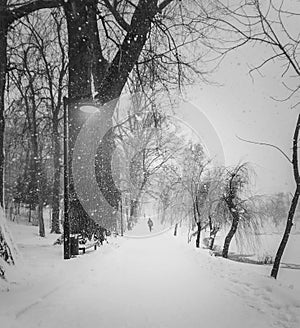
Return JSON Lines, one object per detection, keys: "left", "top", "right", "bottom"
{"left": 120, "top": 200, "right": 124, "bottom": 237}
{"left": 63, "top": 97, "right": 70, "bottom": 259}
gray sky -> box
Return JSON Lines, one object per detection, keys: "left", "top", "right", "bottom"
{"left": 187, "top": 46, "right": 299, "bottom": 195}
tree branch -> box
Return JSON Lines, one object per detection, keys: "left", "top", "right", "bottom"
{"left": 292, "top": 114, "right": 300, "bottom": 182}
{"left": 103, "top": 0, "right": 130, "bottom": 32}
{"left": 96, "top": 0, "right": 159, "bottom": 104}
{"left": 236, "top": 135, "right": 292, "bottom": 164}
{"left": 8, "top": 0, "right": 61, "bottom": 25}
{"left": 158, "top": 0, "right": 175, "bottom": 12}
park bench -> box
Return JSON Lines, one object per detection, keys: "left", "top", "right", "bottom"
{"left": 78, "top": 234, "right": 99, "bottom": 254}
{"left": 78, "top": 241, "right": 98, "bottom": 254}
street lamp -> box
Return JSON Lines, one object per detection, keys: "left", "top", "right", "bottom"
{"left": 76, "top": 98, "right": 100, "bottom": 114}
{"left": 63, "top": 97, "right": 70, "bottom": 259}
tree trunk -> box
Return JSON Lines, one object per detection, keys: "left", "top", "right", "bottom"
{"left": 63, "top": 1, "right": 100, "bottom": 234}
{"left": 126, "top": 199, "right": 139, "bottom": 230}
{"left": 95, "top": 127, "right": 120, "bottom": 229}
{"left": 196, "top": 222, "right": 201, "bottom": 248}
{"left": 160, "top": 206, "right": 167, "bottom": 224}
{"left": 51, "top": 118, "right": 61, "bottom": 234}
{"left": 271, "top": 114, "right": 300, "bottom": 278}
{"left": 174, "top": 223, "right": 178, "bottom": 236}
{"left": 38, "top": 192, "right": 45, "bottom": 237}
{"left": 222, "top": 209, "right": 239, "bottom": 258}
{"left": 271, "top": 189, "right": 299, "bottom": 278}
{"left": 130, "top": 199, "right": 139, "bottom": 219}
{"left": 30, "top": 96, "right": 45, "bottom": 237}
{"left": 208, "top": 216, "right": 219, "bottom": 250}
{"left": 208, "top": 227, "right": 219, "bottom": 250}
{"left": 127, "top": 216, "right": 132, "bottom": 231}
{"left": 120, "top": 202, "right": 123, "bottom": 236}
{"left": 0, "top": 4, "right": 8, "bottom": 209}
{"left": 28, "top": 205, "right": 32, "bottom": 223}
{"left": 208, "top": 236, "right": 215, "bottom": 250}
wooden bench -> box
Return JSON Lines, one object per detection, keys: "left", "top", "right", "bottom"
{"left": 78, "top": 241, "right": 98, "bottom": 254}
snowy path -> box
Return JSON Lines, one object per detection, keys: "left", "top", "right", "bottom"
{"left": 1, "top": 232, "right": 300, "bottom": 328}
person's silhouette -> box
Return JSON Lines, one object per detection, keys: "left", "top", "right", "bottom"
{"left": 147, "top": 218, "right": 153, "bottom": 232}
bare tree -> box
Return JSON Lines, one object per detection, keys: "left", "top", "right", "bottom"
{"left": 9, "top": 32, "right": 47, "bottom": 236}
{"left": 0, "top": 0, "right": 62, "bottom": 279}
{"left": 221, "top": 163, "right": 249, "bottom": 257}
{"left": 21, "top": 11, "right": 67, "bottom": 234}
{"left": 202, "top": 171, "right": 224, "bottom": 250}
{"left": 178, "top": 143, "right": 209, "bottom": 247}
{"left": 8, "top": 11, "right": 67, "bottom": 234}
{"left": 262, "top": 192, "right": 290, "bottom": 228}
{"left": 221, "top": 163, "right": 261, "bottom": 258}
{"left": 0, "top": 0, "right": 61, "bottom": 207}
{"left": 114, "top": 94, "right": 185, "bottom": 230}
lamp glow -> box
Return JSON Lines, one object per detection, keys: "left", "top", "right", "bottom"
{"left": 79, "top": 104, "right": 99, "bottom": 113}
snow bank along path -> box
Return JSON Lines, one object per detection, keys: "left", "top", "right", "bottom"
{"left": 1, "top": 232, "right": 300, "bottom": 328}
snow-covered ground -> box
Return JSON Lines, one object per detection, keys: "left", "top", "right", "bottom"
{"left": 1, "top": 216, "right": 300, "bottom": 328}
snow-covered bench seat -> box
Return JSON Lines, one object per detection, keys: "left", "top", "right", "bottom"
{"left": 78, "top": 234, "right": 99, "bottom": 254}
{"left": 78, "top": 241, "right": 98, "bottom": 254}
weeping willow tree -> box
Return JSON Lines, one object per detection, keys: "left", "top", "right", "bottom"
{"left": 221, "top": 163, "right": 261, "bottom": 258}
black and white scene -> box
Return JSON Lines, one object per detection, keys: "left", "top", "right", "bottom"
{"left": 0, "top": 1, "right": 299, "bottom": 327}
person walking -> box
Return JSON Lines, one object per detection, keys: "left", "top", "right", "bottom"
{"left": 147, "top": 218, "right": 153, "bottom": 232}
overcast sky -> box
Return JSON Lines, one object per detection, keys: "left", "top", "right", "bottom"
{"left": 186, "top": 45, "right": 299, "bottom": 196}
